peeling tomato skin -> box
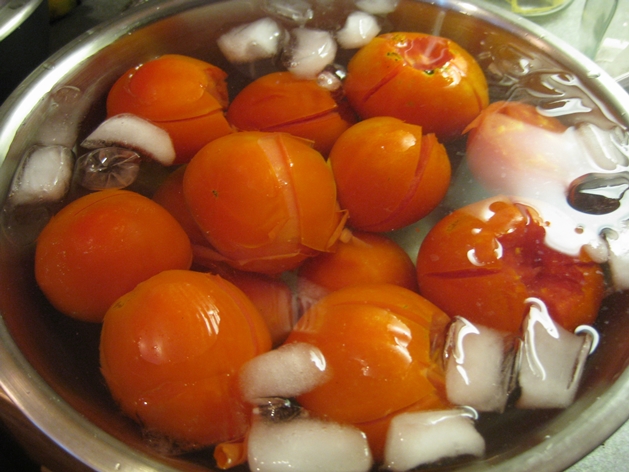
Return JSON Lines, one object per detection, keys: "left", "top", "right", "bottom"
{"left": 329, "top": 116, "right": 451, "bottom": 232}
{"left": 227, "top": 71, "right": 357, "bottom": 156}
{"left": 416, "top": 197, "right": 606, "bottom": 333}
{"left": 183, "top": 131, "right": 346, "bottom": 274}
{"left": 106, "top": 54, "right": 233, "bottom": 164}
{"left": 344, "top": 32, "right": 489, "bottom": 141}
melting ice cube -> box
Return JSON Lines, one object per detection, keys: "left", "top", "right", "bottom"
{"left": 284, "top": 27, "right": 337, "bottom": 79}
{"left": 444, "top": 317, "right": 515, "bottom": 413}
{"left": 74, "top": 147, "right": 141, "bottom": 191}
{"left": 217, "top": 17, "right": 286, "bottom": 63}
{"left": 9, "top": 145, "right": 74, "bottom": 206}
{"left": 516, "top": 298, "right": 595, "bottom": 409}
{"left": 336, "top": 11, "right": 380, "bottom": 49}
{"left": 247, "top": 415, "right": 373, "bottom": 472}
{"left": 384, "top": 409, "right": 485, "bottom": 471}
{"left": 355, "top": 0, "right": 400, "bottom": 15}
{"left": 262, "top": 0, "right": 314, "bottom": 24}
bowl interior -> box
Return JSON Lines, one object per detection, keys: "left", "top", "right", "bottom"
{"left": 1, "top": 0, "right": 629, "bottom": 471}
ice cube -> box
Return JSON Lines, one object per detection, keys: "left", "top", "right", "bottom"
{"left": 81, "top": 113, "right": 176, "bottom": 166}
{"left": 336, "top": 11, "right": 380, "bottom": 49}
{"left": 36, "top": 86, "right": 87, "bottom": 148}
{"left": 262, "top": 0, "right": 314, "bottom": 24}
{"left": 516, "top": 298, "right": 594, "bottom": 409}
{"left": 74, "top": 147, "right": 141, "bottom": 191}
{"left": 355, "top": 0, "right": 400, "bottom": 15}
{"left": 9, "top": 145, "right": 74, "bottom": 206}
{"left": 444, "top": 317, "right": 514, "bottom": 413}
{"left": 602, "top": 225, "right": 629, "bottom": 291}
{"left": 285, "top": 28, "right": 337, "bottom": 79}
{"left": 247, "top": 415, "right": 373, "bottom": 472}
{"left": 217, "top": 17, "right": 286, "bottom": 63}
{"left": 239, "top": 342, "right": 329, "bottom": 404}
{"left": 384, "top": 409, "right": 485, "bottom": 471}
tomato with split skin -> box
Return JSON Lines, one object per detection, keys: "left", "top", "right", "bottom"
{"left": 183, "top": 131, "right": 347, "bottom": 274}
{"left": 227, "top": 71, "right": 357, "bottom": 156}
{"left": 416, "top": 196, "right": 606, "bottom": 333}
{"left": 344, "top": 32, "right": 489, "bottom": 141}
{"left": 285, "top": 284, "right": 450, "bottom": 459}
{"left": 100, "top": 269, "right": 272, "bottom": 448}
{"left": 329, "top": 116, "right": 450, "bottom": 232}
{"left": 35, "top": 189, "right": 193, "bottom": 323}
{"left": 106, "top": 54, "right": 233, "bottom": 164}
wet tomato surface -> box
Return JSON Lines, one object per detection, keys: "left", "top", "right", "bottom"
{"left": 416, "top": 197, "right": 605, "bottom": 333}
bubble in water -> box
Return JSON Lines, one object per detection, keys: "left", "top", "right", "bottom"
{"left": 75, "top": 147, "right": 141, "bottom": 191}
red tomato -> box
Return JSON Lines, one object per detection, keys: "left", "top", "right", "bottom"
{"left": 106, "top": 54, "right": 233, "bottom": 164}
{"left": 416, "top": 197, "right": 606, "bottom": 333}
{"left": 152, "top": 165, "right": 208, "bottom": 246}
{"left": 100, "top": 269, "right": 272, "bottom": 447}
{"left": 285, "top": 284, "right": 449, "bottom": 426}
{"left": 343, "top": 32, "right": 489, "bottom": 141}
{"left": 35, "top": 189, "right": 193, "bottom": 323}
{"left": 329, "top": 116, "right": 450, "bottom": 232}
{"left": 183, "top": 131, "right": 347, "bottom": 274}
{"left": 297, "top": 230, "right": 418, "bottom": 312}
{"left": 227, "top": 71, "right": 357, "bottom": 156}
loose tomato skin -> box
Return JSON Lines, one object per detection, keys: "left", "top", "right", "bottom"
{"left": 227, "top": 71, "right": 357, "bottom": 156}
{"left": 100, "top": 270, "right": 272, "bottom": 448}
{"left": 329, "top": 116, "right": 450, "bottom": 232}
{"left": 106, "top": 54, "right": 233, "bottom": 164}
{"left": 35, "top": 189, "right": 193, "bottom": 323}
{"left": 344, "top": 32, "right": 489, "bottom": 141}
{"left": 416, "top": 197, "right": 606, "bottom": 333}
{"left": 285, "top": 284, "right": 449, "bottom": 427}
{"left": 183, "top": 131, "right": 347, "bottom": 274}
{"left": 297, "top": 230, "right": 418, "bottom": 312}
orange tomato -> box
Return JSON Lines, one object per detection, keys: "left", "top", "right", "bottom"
{"left": 35, "top": 189, "right": 192, "bottom": 323}
{"left": 183, "top": 131, "right": 347, "bottom": 274}
{"left": 227, "top": 71, "right": 357, "bottom": 156}
{"left": 297, "top": 230, "right": 418, "bottom": 312}
{"left": 152, "top": 165, "right": 209, "bottom": 246}
{"left": 344, "top": 32, "right": 489, "bottom": 141}
{"left": 106, "top": 54, "right": 233, "bottom": 164}
{"left": 416, "top": 197, "right": 606, "bottom": 333}
{"left": 285, "top": 284, "right": 449, "bottom": 426}
{"left": 100, "top": 269, "right": 272, "bottom": 447}
{"left": 329, "top": 116, "right": 450, "bottom": 232}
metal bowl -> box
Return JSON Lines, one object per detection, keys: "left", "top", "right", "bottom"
{"left": 1, "top": 0, "right": 629, "bottom": 471}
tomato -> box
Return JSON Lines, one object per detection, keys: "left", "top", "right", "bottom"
{"left": 343, "top": 32, "right": 489, "bottom": 141}
{"left": 100, "top": 269, "right": 272, "bottom": 447}
{"left": 329, "top": 116, "right": 450, "bottom": 232}
{"left": 297, "top": 230, "right": 418, "bottom": 312}
{"left": 35, "top": 189, "right": 193, "bottom": 323}
{"left": 183, "top": 131, "right": 347, "bottom": 274}
{"left": 152, "top": 165, "right": 208, "bottom": 246}
{"left": 285, "top": 284, "right": 449, "bottom": 428}
{"left": 464, "top": 100, "right": 571, "bottom": 195}
{"left": 416, "top": 197, "right": 606, "bottom": 333}
{"left": 106, "top": 54, "right": 233, "bottom": 164}
{"left": 227, "top": 71, "right": 357, "bottom": 156}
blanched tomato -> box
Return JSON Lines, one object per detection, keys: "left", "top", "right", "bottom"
{"left": 416, "top": 197, "right": 605, "bottom": 333}
{"left": 344, "top": 32, "right": 489, "bottom": 141}
{"left": 100, "top": 269, "right": 272, "bottom": 448}
{"left": 227, "top": 71, "right": 357, "bottom": 156}
{"left": 183, "top": 131, "right": 347, "bottom": 274}
{"left": 106, "top": 54, "right": 233, "bottom": 164}
{"left": 329, "top": 116, "right": 450, "bottom": 232}
{"left": 35, "top": 189, "right": 193, "bottom": 323}
{"left": 297, "top": 230, "right": 418, "bottom": 312}
{"left": 285, "top": 284, "right": 449, "bottom": 454}
{"left": 152, "top": 165, "right": 208, "bottom": 246}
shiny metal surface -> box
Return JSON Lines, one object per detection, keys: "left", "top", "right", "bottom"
{"left": 1, "top": 1, "right": 629, "bottom": 471}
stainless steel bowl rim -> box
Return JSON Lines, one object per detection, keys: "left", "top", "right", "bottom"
{"left": 0, "top": 0, "right": 44, "bottom": 42}
{"left": 1, "top": 1, "right": 629, "bottom": 471}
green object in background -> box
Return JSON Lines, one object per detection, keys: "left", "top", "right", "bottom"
{"left": 48, "top": 0, "right": 80, "bottom": 20}
{"left": 505, "top": 0, "right": 574, "bottom": 16}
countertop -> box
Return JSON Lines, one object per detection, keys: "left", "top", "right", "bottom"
{"left": 2, "top": 0, "right": 629, "bottom": 470}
